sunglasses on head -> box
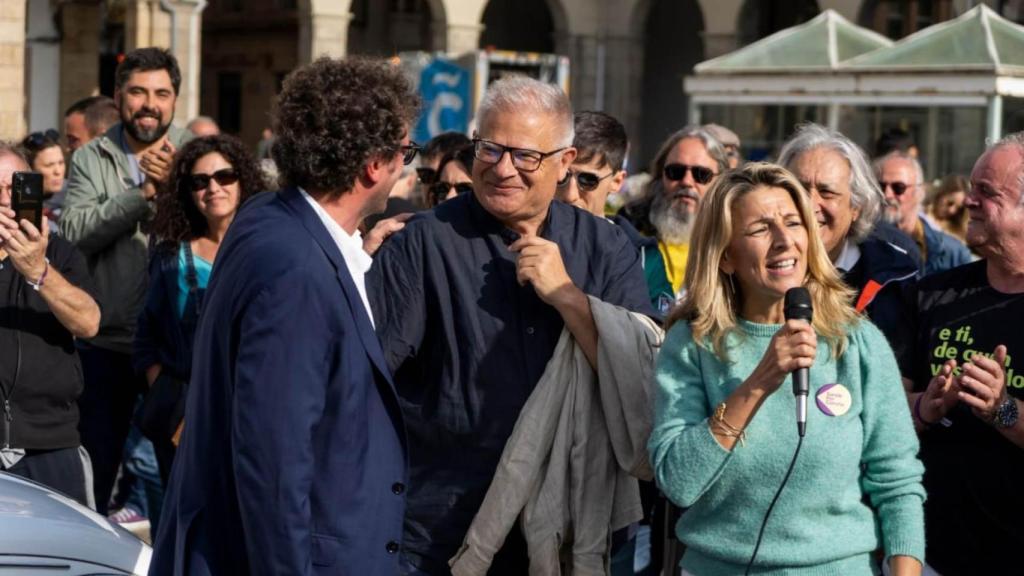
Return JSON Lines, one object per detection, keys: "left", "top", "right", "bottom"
{"left": 663, "top": 163, "right": 715, "bottom": 185}
{"left": 25, "top": 129, "right": 61, "bottom": 150}
{"left": 558, "top": 169, "right": 614, "bottom": 192}
{"left": 416, "top": 167, "right": 437, "bottom": 185}
{"left": 430, "top": 181, "right": 473, "bottom": 201}
{"left": 189, "top": 168, "right": 239, "bottom": 192}
{"left": 878, "top": 180, "right": 916, "bottom": 197}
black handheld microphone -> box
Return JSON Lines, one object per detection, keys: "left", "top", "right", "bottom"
{"left": 784, "top": 287, "right": 813, "bottom": 437}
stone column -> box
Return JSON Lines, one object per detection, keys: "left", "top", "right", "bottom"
{"left": 59, "top": 1, "right": 103, "bottom": 124}
{"left": 442, "top": 0, "right": 488, "bottom": 55}
{"left": 697, "top": 0, "right": 743, "bottom": 58}
{"left": 168, "top": 0, "right": 206, "bottom": 123}
{"left": 298, "top": 0, "right": 351, "bottom": 63}
{"left": 0, "top": 0, "right": 26, "bottom": 139}
{"left": 446, "top": 23, "right": 484, "bottom": 54}
{"left": 27, "top": 0, "right": 62, "bottom": 132}
{"left": 126, "top": 0, "right": 169, "bottom": 50}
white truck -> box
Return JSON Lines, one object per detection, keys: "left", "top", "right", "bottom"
{"left": 399, "top": 49, "right": 570, "bottom": 142}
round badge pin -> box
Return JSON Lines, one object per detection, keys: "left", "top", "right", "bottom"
{"left": 816, "top": 383, "right": 852, "bottom": 417}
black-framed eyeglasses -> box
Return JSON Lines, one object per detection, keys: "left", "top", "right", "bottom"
{"left": 24, "top": 129, "right": 61, "bottom": 150}
{"left": 416, "top": 166, "right": 437, "bottom": 185}
{"left": 188, "top": 168, "right": 239, "bottom": 192}
{"left": 400, "top": 142, "right": 421, "bottom": 165}
{"left": 663, "top": 163, "right": 716, "bottom": 185}
{"left": 557, "top": 169, "right": 614, "bottom": 192}
{"left": 429, "top": 181, "right": 473, "bottom": 202}
{"left": 472, "top": 138, "right": 567, "bottom": 173}
{"left": 878, "top": 180, "right": 918, "bottom": 197}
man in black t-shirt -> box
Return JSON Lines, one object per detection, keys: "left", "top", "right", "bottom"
{"left": 0, "top": 144, "right": 100, "bottom": 506}
{"left": 906, "top": 134, "right": 1024, "bottom": 575}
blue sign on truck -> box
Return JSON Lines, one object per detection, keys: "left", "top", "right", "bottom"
{"left": 414, "top": 59, "right": 471, "bottom": 144}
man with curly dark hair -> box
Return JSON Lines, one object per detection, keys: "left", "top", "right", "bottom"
{"left": 151, "top": 57, "right": 419, "bottom": 576}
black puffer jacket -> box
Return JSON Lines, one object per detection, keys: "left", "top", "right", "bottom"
{"left": 843, "top": 230, "right": 919, "bottom": 376}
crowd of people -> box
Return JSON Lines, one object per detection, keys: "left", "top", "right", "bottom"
{"left": 0, "top": 45, "right": 1020, "bottom": 576}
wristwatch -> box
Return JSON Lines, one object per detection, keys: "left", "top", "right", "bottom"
{"left": 993, "top": 396, "right": 1019, "bottom": 428}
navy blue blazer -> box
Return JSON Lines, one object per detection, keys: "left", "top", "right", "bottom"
{"left": 150, "top": 187, "right": 408, "bottom": 576}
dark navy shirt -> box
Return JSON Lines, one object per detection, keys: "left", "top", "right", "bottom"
{"left": 368, "top": 192, "right": 654, "bottom": 573}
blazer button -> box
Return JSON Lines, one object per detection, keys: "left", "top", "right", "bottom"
{"left": 386, "top": 541, "right": 400, "bottom": 554}
{"left": 391, "top": 482, "right": 405, "bottom": 495}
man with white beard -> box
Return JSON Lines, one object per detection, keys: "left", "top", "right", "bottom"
{"left": 619, "top": 126, "right": 728, "bottom": 313}
{"left": 874, "top": 151, "right": 971, "bottom": 276}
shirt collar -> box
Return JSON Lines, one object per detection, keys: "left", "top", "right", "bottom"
{"left": 833, "top": 238, "right": 862, "bottom": 273}
{"left": 466, "top": 190, "right": 559, "bottom": 246}
{"left": 298, "top": 187, "right": 372, "bottom": 273}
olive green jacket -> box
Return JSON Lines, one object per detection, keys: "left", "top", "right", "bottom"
{"left": 61, "top": 123, "right": 192, "bottom": 353}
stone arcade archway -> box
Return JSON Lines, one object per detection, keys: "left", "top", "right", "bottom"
{"left": 347, "top": 0, "right": 445, "bottom": 56}
{"left": 478, "top": 0, "right": 561, "bottom": 53}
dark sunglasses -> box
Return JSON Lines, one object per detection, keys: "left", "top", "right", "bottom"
{"left": 189, "top": 168, "right": 239, "bottom": 192}
{"left": 663, "top": 163, "right": 716, "bottom": 185}
{"left": 416, "top": 167, "right": 437, "bottom": 185}
{"left": 430, "top": 181, "right": 473, "bottom": 200}
{"left": 401, "top": 143, "right": 421, "bottom": 165}
{"left": 878, "top": 180, "right": 917, "bottom": 197}
{"left": 25, "top": 129, "right": 61, "bottom": 149}
{"left": 558, "top": 169, "right": 614, "bottom": 192}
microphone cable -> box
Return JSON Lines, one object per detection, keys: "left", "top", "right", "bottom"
{"left": 743, "top": 435, "right": 804, "bottom": 576}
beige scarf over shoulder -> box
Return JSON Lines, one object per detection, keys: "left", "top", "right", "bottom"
{"left": 449, "top": 297, "right": 664, "bottom": 576}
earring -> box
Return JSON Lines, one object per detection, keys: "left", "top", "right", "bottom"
{"left": 727, "top": 273, "right": 736, "bottom": 294}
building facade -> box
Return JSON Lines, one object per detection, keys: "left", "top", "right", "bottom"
{"left": 5, "top": 0, "right": 1017, "bottom": 168}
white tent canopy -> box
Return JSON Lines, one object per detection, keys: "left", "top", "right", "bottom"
{"left": 686, "top": 4, "right": 1024, "bottom": 147}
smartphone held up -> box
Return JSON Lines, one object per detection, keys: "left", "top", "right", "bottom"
{"left": 11, "top": 171, "right": 44, "bottom": 231}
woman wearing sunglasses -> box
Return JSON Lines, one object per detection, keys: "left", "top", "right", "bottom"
{"left": 20, "top": 129, "right": 67, "bottom": 224}
{"left": 426, "top": 144, "right": 475, "bottom": 207}
{"left": 133, "top": 135, "right": 267, "bottom": 483}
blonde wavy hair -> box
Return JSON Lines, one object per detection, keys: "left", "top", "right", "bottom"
{"left": 665, "top": 162, "right": 858, "bottom": 360}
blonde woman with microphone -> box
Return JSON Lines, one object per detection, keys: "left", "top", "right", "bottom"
{"left": 648, "top": 163, "right": 925, "bottom": 576}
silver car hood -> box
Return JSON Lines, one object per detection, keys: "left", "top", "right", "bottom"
{"left": 0, "top": 472, "right": 151, "bottom": 574}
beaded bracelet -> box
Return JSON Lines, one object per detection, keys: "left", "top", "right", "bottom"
{"left": 25, "top": 257, "right": 49, "bottom": 292}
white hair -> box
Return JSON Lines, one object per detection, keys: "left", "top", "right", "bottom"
{"left": 777, "top": 123, "right": 883, "bottom": 244}
{"left": 476, "top": 75, "right": 574, "bottom": 148}
{"left": 0, "top": 141, "right": 30, "bottom": 170}
{"left": 991, "top": 131, "right": 1024, "bottom": 205}
{"left": 873, "top": 151, "right": 925, "bottom": 208}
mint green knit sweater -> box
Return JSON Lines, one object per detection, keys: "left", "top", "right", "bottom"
{"left": 649, "top": 319, "right": 925, "bottom": 576}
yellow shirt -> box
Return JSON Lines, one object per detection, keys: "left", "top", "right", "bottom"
{"left": 658, "top": 240, "right": 689, "bottom": 295}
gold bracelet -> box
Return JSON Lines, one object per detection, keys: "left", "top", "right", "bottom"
{"left": 710, "top": 401, "right": 746, "bottom": 446}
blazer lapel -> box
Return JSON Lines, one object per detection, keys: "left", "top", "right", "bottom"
{"left": 278, "top": 188, "right": 395, "bottom": 388}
